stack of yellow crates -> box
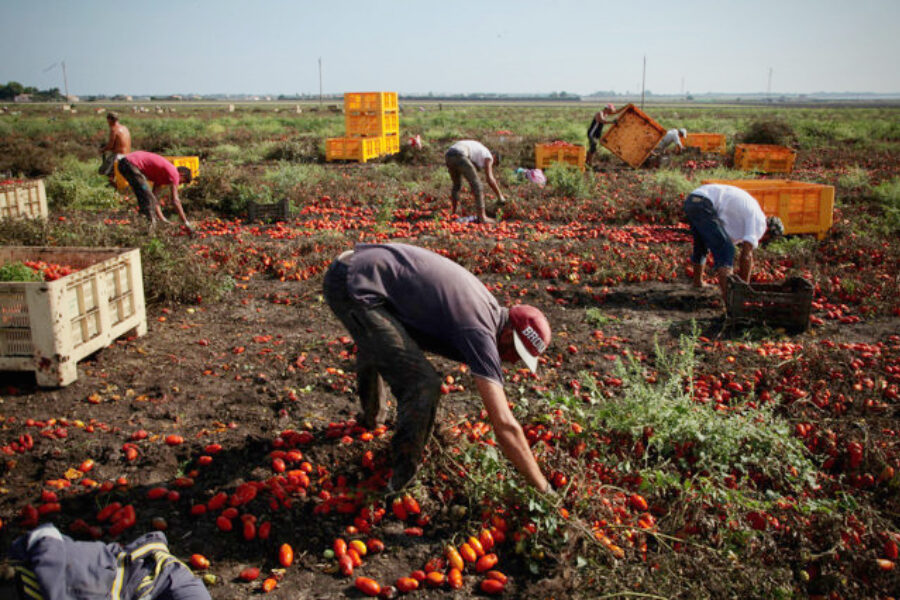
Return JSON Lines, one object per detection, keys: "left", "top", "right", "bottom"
{"left": 326, "top": 92, "right": 400, "bottom": 163}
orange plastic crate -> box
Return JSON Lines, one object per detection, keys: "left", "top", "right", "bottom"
{"left": 114, "top": 156, "right": 200, "bottom": 191}
{"left": 325, "top": 137, "right": 383, "bottom": 163}
{"left": 344, "top": 92, "right": 398, "bottom": 113}
{"left": 701, "top": 179, "right": 834, "bottom": 239}
{"left": 534, "top": 142, "right": 586, "bottom": 171}
{"left": 345, "top": 111, "right": 399, "bottom": 137}
{"left": 683, "top": 133, "right": 727, "bottom": 154}
{"left": 381, "top": 134, "right": 400, "bottom": 156}
{"left": 733, "top": 144, "right": 796, "bottom": 174}
{"left": 600, "top": 104, "right": 667, "bottom": 168}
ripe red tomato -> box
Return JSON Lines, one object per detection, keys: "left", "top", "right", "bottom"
{"left": 239, "top": 567, "right": 260, "bottom": 581}
{"left": 189, "top": 554, "right": 210, "bottom": 570}
{"left": 278, "top": 543, "right": 294, "bottom": 567}
{"left": 355, "top": 577, "right": 381, "bottom": 596}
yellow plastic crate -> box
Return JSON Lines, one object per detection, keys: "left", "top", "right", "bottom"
{"left": 325, "top": 137, "right": 383, "bottom": 163}
{"left": 534, "top": 142, "right": 587, "bottom": 171}
{"left": 733, "top": 144, "right": 796, "bottom": 174}
{"left": 0, "top": 179, "right": 48, "bottom": 221}
{"left": 345, "top": 111, "right": 400, "bottom": 137}
{"left": 0, "top": 246, "right": 146, "bottom": 387}
{"left": 600, "top": 104, "right": 667, "bottom": 168}
{"left": 114, "top": 156, "right": 201, "bottom": 191}
{"left": 683, "top": 133, "right": 727, "bottom": 154}
{"left": 381, "top": 134, "right": 400, "bottom": 156}
{"left": 701, "top": 179, "right": 834, "bottom": 239}
{"left": 344, "top": 92, "right": 398, "bottom": 113}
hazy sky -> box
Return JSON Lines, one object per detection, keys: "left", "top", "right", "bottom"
{"left": 1, "top": 0, "right": 896, "bottom": 96}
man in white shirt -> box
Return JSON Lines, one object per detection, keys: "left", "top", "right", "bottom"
{"left": 445, "top": 140, "right": 505, "bottom": 224}
{"left": 684, "top": 183, "right": 784, "bottom": 300}
{"left": 657, "top": 128, "right": 687, "bottom": 154}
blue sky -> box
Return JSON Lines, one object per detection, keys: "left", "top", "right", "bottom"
{"left": 1, "top": 0, "right": 896, "bottom": 96}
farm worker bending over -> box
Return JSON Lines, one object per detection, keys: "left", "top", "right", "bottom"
{"left": 98, "top": 112, "right": 132, "bottom": 181}
{"left": 8, "top": 523, "right": 211, "bottom": 600}
{"left": 323, "top": 243, "right": 553, "bottom": 493}
{"left": 117, "top": 151, "right": 192, "bottom": 230}
{"left": 586, "top": 103, "right": 626, "bottom": 165}
{"left": 445, "top": 140, "right": 505, "bottom": 224}
{"left": 657, "top": 128, "right": 687, "bottom": 155}
{"left": 684, "top": 183, "right": 784, "bottom": 301}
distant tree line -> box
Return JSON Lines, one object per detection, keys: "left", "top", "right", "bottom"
{"left": 0, "top": 81, "right": 65, "bottom": 101}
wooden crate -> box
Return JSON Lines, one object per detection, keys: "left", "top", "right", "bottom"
{"left": 0, "top": 180, "right": 48, "bottom": 221}
{"left": 0, "top": 247, "right": 146, "bottom": 387}
{"left": 114, "top": 156, "right": 201, "bottom": 191}
{"left": 344, "top": 92, "right": 398, "bottom": 113}
{"left": 600, "top": 104, "right": 667, "bottom": 168}
{"left": 325, "top": 137, "right": 383, "bottom": 163}
{"left": 733, "top": 144, "right": 796, "bottom": 174}
{"left": 683, "top": 133, "right": 727, "bottom": 154}
{"left": 534, "top": 142, "right": 586, "bottom": 171}
{"left": 247, "top": 198, "right": 292, "bottom": 223}
{"left": 701, "top": 179, "right": 835, "bottom": 239}
{"left": 726, "top": 276, "right": 813, "bottom": 332}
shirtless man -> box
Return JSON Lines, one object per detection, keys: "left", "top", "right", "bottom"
{"left": 99, "top": 112, "right": 132, "bottom": 181}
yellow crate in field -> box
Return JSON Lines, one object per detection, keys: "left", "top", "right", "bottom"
{"left": 535, "top": 142, "right": 586, "bottom": 171}
{"left": 381, "top": 134, "right": 400, "bottom": 156}
{"left": 344, "top": 92, "right": 398, "bottom": 113}
{"left": 345, "top": 111, "right": 400, "bottom": 137}
{"left": 600, "top": 104, "right": 667, "bottom": 168}
{"left": 114, "top": 156, "right": 201, "bottom": 191}
{"left": 0, "top": 179, "right": 48, "bottom": 221}
{"left": 701, "top": 179, "right": 834, "bottom": 239}
{"left": 733, "top": 144, "right": 796, "bottom": 174}
{"left": 0, "top": 246, "right": 146, "bottom": 387}
{"left": 683, "top": 133, "right": 727, "bottom": 154}
{"left": 325, "top": 137, "right": 383, "bottom": 163}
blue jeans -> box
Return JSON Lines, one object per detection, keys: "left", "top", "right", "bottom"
{"left": 684, "top": 194, "right": 735, "bottom": 269}
{"left": 323, "top": 253, "right": 441, "bottom": 491}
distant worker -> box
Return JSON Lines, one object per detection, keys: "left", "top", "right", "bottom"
{"left": 98, "top": 112, "right": 132, "bottom": 182}
{"left": 117, "top": 151, "right": 192, "bottom": 230}
{"left": 683, "top": 183, "right": 784, "bottom": 301}
{"left": 657, "top": 128, "right": 688, "bottom": 155}
{"left": 586, "top": 103, "right": 626, "bottom": 165}
{"left": 323, "top": 243, "right": 553, "bottom": 493}
{"left": 445, "top": 140, "right": 505, "bottom": 224}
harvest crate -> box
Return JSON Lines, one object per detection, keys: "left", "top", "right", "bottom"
{"left": 683, "top": 133, "right": 727, "bottom": 154}
{"left": 382, "top": 133, "right": 400, "bottom": 156}
{"left": 600, "top": 104, "right": 667, "bottom": 168}
{"left": 0, "top": 180, "right": 48, "bottom": 221}
{"left": 726, "top": 276, "right": 813, "bottom": 332}
{"left": 325, "top": 137, "right": 383, "bottom": 163}
{"left": 345, "top": 111, "right": 400, "bottom": 137}
{"left": 114, "top": 156, "right": 201, "bottom": 191}
{"left": 344, "top": 92, "right": 398, "bottom": 113}
{"left": 733, "top": 144, "right": 796, "bottom": 174}
{"left": 0, "top": 247, "right": 147, "bottom": 387}
{"left": 247, "top": 198, "right": 292, "bottom": 223}
{"left": 534, "top": 142, "right": 586, "bottom": 171}
{"left": 701, "top": 179, "right": 835, "bottom": 239}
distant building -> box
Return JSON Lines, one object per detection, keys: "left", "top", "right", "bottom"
{"left": 13, "top": 94, "right": 32, "bottom": 103}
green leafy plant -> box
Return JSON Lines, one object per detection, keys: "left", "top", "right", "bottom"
{"left": 544, "top": 163, "right": 590, "bottom": 199}
{"left": 0, "top": 261, "right": 42, "bottom": 282}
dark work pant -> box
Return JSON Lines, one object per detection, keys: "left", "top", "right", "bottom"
{"left": 445, "top": 149, "right": 485, "bottom": 216}
{"left": 684, "top": 194, "right": 735, "bottom": 269}
{"left": 322, "top": 254, "right": 441, "bottom": 490}
{"left": 117, "top": 157, "right": 159, "bottom": 220}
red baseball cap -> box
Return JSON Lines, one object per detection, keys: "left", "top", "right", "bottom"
{"left": 508, "top": 305, "right": 551, "bottom": 373}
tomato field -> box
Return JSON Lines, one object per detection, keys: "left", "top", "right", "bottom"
{"left": 1, "top": 101, "right": 899, "bottom": 599}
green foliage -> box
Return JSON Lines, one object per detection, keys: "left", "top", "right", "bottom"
{"left": 741, "top": 117, "right": 797, "bottom": 147}
{"left": 44, "top": 156, "right": 121, "bottom": 210}
{"left": 693, "top": 165, "right": 753, "bottom": 183}
{"left": 873, "top": 177, "right": 900, "bottom": 231}
{"left": 544, "top": 163, "right": 590, "bottom": 199}
{"left": 644, "top": 168, "right": 694, "bottom": 197}
{"left": 0, "top": 261, "right": 42, "bottom": 282}
{"left": 585, "top": 307, "right": 613, "bottom": 327}
{"left": 837, "top": 165, "right": 871, "bottom": 193}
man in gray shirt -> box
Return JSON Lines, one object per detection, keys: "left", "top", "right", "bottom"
{"left": 323, "top": 243, "right": 552, "bottom": 493}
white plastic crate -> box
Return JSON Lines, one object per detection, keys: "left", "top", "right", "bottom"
{"left": 0, "top": 247, "right": 147, "bottom": 387}
{"left": 0, "top": 180, "right": 48, "bottom": 221}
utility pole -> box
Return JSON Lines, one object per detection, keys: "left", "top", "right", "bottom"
{"left": 61, "top": 60, "right": 69, "bottom": 100}
{"left": 640, "top": 55, "right": 646, "bottom": 110}
{"left": 767, "top": 67, "right": 772, "bottom": 100}
{"left": 681, "top": 76, "right": 685, "bottom": 98}
{"left": 318, "top": 57, "right": 323, "bottom": 107}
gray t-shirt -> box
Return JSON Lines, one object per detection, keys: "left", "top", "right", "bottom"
{"left": 347, "top": 243, "right": 508, "bottom": 384}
